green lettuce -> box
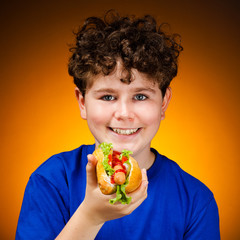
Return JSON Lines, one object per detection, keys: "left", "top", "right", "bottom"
{"left": 109, "top": 180, "right": 132, "bottom": 204}
{"left": 99, "top": 142, "right": 114, "bottom": 176}
{"left": 119, "top": 149, "right": 133, "bottom": 161}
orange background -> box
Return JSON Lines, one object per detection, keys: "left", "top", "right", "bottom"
{"left": 1, "top": 0, "right": 239, "bottom": 239}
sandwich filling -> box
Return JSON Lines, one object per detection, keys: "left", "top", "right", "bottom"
{"left": 99, "top": 142, "right": 132, "bottom": 204}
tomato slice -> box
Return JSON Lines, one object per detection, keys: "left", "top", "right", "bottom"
{"left": 121, "top": 156, "right": 128, "bottom": 163}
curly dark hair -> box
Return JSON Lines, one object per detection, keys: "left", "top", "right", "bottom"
{"left": 68, "top": 10, "right": 183, "bottom": 97}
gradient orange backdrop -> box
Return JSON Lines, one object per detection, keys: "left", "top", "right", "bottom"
{"left": 1, "top": 0, "right": 239, "bottom": 239}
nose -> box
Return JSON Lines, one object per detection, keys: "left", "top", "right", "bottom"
{"left": 114, "top": 99, "right": 134, "bottom": 121}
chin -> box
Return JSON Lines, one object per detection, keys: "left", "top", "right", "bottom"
{"left": 95, "top": 136, "right": 144, "bottom": 155}
{"left": 112, "top": 142, "right": 139, "bottom": 154}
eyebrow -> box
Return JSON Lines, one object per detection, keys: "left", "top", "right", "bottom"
{"left": 92, "top": 88, "right": 117, "bottom": 94}
{"left": 93, "top": 87, "right": 157, "bottom": 94}
{"left": 133, "top": 87, "right": 157, "bottom": 94}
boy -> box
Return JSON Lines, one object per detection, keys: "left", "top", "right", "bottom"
{"left": 16, "top": 11, "right": 220, "bottom": 239}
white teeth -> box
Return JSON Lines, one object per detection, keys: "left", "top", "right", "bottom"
{"left": 112, "top": 128, "right": 139, "bottom": 135}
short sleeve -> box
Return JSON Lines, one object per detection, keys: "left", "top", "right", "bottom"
{"left": 184, "top": 197, "right": 220, "bottom": 240}
{"left": 16, "top": 173, "right": 70, "bottom": 239}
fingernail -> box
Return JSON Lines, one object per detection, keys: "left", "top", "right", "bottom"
{"left": 88, "top": 159, "right": 94, "bottom": 166}
{"left": 87, "top": 154, "right": 92, "bottom": 163}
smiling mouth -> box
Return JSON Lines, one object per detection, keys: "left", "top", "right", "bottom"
{"left": 110, "top": 128, "right": 140, "bottom": 135}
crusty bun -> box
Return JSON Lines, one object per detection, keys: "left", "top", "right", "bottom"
{"left": 93, "top": 144, "right": 142, "bottom": 198}
{"left": 125, "top": 155, "right": 142, "bottom": 193}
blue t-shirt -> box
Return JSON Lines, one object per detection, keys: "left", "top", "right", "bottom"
{"left": 16, "top": 144, "right": 220, "bottom": 239}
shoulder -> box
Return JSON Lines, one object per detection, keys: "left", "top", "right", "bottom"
{"left": 152, "top": 148, "right": 214, "bottom": 206}
{"left": 31, "top": 144, "right": 95, "bottom": 186}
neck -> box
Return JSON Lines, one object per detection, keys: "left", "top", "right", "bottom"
{"left": 134, "top": 147, "right": 155, "bottom": 170}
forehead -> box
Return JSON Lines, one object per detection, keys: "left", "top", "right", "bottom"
{"left": 85, "top": 59, "right": 161, "bottom": 92}
{"left": 86, "top": 67, "right": 158, "bottom": 93}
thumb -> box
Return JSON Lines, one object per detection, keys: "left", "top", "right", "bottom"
{"left": 86, "top": 154, "right": 98, "bottom": 187}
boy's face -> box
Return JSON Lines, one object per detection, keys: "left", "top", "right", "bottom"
{"left": 75, "top": 62, "right": 171, "bottom": 158}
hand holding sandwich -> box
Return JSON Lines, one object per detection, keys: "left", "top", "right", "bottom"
{"left": 81, "top": 151, "right": 148, "bottom": 225}
{"left": 56, "top": 144, "right": 148, "bottom": 240}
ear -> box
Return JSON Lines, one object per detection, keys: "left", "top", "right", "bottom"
{"left": 161, "top": 87, "right": 172, "bottom": 120}
{"left": 75, "top": 87, "right": 87, "bottom": 120}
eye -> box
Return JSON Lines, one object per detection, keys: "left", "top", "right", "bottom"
{"left": 134, "top": 94, "right": 147, "bottom": 101}
{"left": 101, "top": 95, "right": 116, "bottom": 101}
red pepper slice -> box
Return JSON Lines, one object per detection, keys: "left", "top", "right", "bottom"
{"left": 108, "top": 154, "right": 112, "bottom": 167}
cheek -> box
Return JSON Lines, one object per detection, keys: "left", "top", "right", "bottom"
{"left": 86, "top": 105, "right": 111, "bottom": 125}
{"left": 138, "top": 105, "right": 161, "bottom": 126}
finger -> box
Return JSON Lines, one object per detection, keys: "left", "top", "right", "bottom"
{"left": 128, "top": 169, "right": 148, "bottom": 202}
{"left": 86, "top": 154, "right": 98, "bottom": 187}
{"left": 87, "top": 154, "right": 98, "bottom": 166}
{"left": 129, "top": 186, "right": 148, "bottom": 209}
{"left": 141, "top": 169, "right": 148, "bottom": 195}
{"left": 123, "top": 185, "right": 148, "bottom": 215}
{"left": 137, "top": 168, "right": 148, "bottom": 192}
{"left": 141, "top": 168, "right": 148, "bottom": 183}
